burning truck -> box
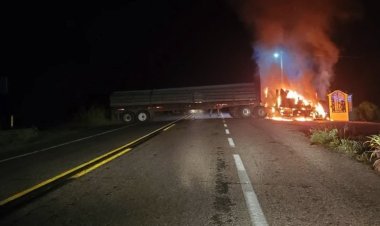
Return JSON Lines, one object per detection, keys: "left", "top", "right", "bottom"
{"left": 263, "top": 87, "right": 327, "bottom": 121}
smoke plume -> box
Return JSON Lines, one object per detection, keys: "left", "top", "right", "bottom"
{"left": 232, "top": 0, "right": 356, "bottom": 99}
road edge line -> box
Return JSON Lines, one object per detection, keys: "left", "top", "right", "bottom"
{"left": 0, "top": 125, "right": 133, "bottom": 164}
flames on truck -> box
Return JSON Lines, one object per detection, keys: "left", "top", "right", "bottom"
{"left": 263, "top": 86, "right": 327, "bottom": 121}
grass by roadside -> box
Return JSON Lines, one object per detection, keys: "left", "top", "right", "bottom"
{"left": 310, "top": 128, "right": 380, "bottom": 173}
{"left": 70, "top": 106, "right": 115, "bottom": 128}
{"left": 0, "top": 128, "right": 40, "bottom": 147}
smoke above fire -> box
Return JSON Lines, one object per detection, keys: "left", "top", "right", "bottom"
{"left": 231, "top": 0, "right": 357, "bottom": 99}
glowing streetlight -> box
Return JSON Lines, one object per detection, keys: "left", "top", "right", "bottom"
{"left": 273, "top": 51, "right": 284, "bottom": 86}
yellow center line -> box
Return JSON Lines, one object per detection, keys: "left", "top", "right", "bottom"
{"left": 0, "top": 115, "right": 189, "bottom": 207}
{"left": 120, "top": 115, "right": 188, "bottom": 147}
{"left": 71, "top": 148, "right": 132, "bottom": 179}
{"left": 0, "top": 146, "right": 127, "bottom": 206}
{"left": 163, "top": 124, "right": 176, "bottom": 131}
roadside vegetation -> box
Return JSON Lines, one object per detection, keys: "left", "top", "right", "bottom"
{"left": 352, "top": 101, "right": 380, "bottom": 122}
{"left": 310, "top": 128, "right": 380, "bottom": 173}
{"left": 71, "top": 105, "right": 115, "bottom": 127}
{"left": 0, "top": 128, "right": 39, "bottom": 146}
{"left": 364, "top": 135, "right": 380, "bottom": 172}
{"left": 0, "top": 106, "right": 121, "bottom": 156}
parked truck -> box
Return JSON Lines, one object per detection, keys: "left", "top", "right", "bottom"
{"left": 110, "top": 83, "right": 266, "bottom": 123}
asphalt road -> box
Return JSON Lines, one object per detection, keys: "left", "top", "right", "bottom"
{"left": 0, "top": 113, "right": 379, "bottom": 225}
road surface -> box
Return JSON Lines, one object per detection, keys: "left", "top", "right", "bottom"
{"left": 0, "top": 113, "right": 379, "bottom": 225}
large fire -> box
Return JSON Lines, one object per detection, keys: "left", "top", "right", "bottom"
{"left": 230, "top": 0, "right": 349, "bottom": 122}
{"left": 263, "top": 87, "right": 327, "bottom": 121}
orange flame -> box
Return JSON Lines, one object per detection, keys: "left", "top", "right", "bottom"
{"left": 263, "top": 86, "right": 326, "bottom": 121}
{"left": 315, "top": 103, "right": 326, "bottom": 118}
{"left": 286, "top": 90, "right": 311, "bottom": 106}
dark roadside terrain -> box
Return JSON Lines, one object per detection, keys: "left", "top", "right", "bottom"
{"left": 0, "top": 113, "right": 379, "bottom": 225}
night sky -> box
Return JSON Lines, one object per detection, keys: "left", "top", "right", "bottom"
{"left": 1, "top": 0, "right": 380, "bottom": 127}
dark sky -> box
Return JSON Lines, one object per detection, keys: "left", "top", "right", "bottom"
{"left": 1, "top": 0, "right": 380, "bottom": 126}
{"left": 332, "top": 0, "right": 380, "bottom": 107}
{"left": 3, "top": 1, "right": 254, "bottom": 88}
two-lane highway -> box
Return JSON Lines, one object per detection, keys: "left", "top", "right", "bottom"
{"left": 0, "top": 113, "right": 379, "bottom": 225}
{"left": 0, "top": 119, "right": 182, "bottom": 205}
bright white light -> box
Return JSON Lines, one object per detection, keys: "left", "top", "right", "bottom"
{"left": 273, "top": 52, "right": 280, "bottom": 58}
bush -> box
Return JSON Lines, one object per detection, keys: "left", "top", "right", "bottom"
{"left": 366, "top": 134, "right": 380, "bottom": 149}
{"left": 374, "top": 158, "right": 380, "bottom": 172}
{"left": 74, "top": 106, "right": 111, "bottom": 127}
{"left": 363, "top": 135, "right": 380, "bottom": 172}
{"left": 310, "top": 128, "right": 340, "bottom": 148}
{"left": 337, "top": 139, "right": 365, "bottom": 156}
{"left": 0, "top": 128, "right": 39, "bottom": 146}
{"left": 355, "top": 101, "right": 380, "bottom": 122}
{"left": 310, "top": 129, "right": 380, "bottom": 172}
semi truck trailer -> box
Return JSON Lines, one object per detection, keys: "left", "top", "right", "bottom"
{"left": 110, "top": 83, "right": 266, "bottom": 123}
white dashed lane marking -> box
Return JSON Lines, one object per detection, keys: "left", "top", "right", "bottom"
{"left": 222, "top": 118, "right": 268, "bottom": 225}
{"left": 227, "top": 137, "right": 235, "bottom": 148}
{"left": 233, "top": 154, "right": 268, "bottom": 226}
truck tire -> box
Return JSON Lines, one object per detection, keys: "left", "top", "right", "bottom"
{"left": 137, "top": 110, "right": 150, "bottom": 122}
{"left": 240, "top": 106, "right": 252, "bottom": 118}
{"left": 229, "top": 107, "right": 241, "bottom": 118}
{"left": 122, "top": 111, "right": 135, "bottom": 124}
{"left": 254, "top": 106, "right": 267, "bottom": 118}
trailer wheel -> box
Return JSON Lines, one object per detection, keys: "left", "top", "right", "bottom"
{"left": 240, "top": 106, "right": 252, "bottom": 118}
{"left": 254, "top": 106, "right": 267, "bottom": 118}
{"left": 137, "top": 110, "right": 150, "bottom": 122}
{"left": 122, "top": 111, "right": 135, "bottom": 124}
{"left": 229, "top": 107, "right": 241, "bottom": 118}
